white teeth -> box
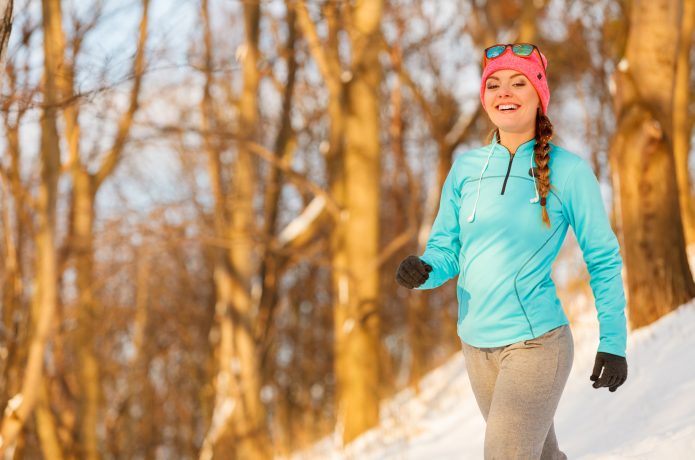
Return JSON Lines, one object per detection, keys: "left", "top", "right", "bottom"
{"left": 498, "top": 104, "right": 519, "bottom": 111}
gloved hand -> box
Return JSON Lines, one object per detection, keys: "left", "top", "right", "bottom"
{"left": 396, "top": 256, "right": 432, "bottom": 289}
{"left": 590, "top": 351, "right": 627, "bottom": 392}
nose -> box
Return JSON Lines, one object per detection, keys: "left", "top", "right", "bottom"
{"left": 497, "top": 84, "right": 513, "bottom": 97}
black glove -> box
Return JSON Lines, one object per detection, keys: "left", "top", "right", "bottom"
{"left": 396, "top": 256, "right": 432, "bottom": 289}
{"left": 590, "top": 351, "right": 627, "bottom": 392}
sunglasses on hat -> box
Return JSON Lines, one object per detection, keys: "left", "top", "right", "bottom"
{"left": 483, "top": 43, "right": 547, "bottom": 75}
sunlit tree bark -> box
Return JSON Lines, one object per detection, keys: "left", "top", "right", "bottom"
{"left": 256, "top": 6, "right": 298, "bottom": 379}
{"left": 674, "top": 0, "right": 695, "bottom": 244}
{"left": 198, "top": 1, "right": 271, "bottom": 458}
{"left": 50, "top": 1, "right": 149, "bottom": 457}
{"left": 35, "top": 383, "right": 65, "bottom": 460}
{"left": 0, "top": 0, "right": 11, "bottom": 65}
{"left": 296, "top": 0, "right": 383, "bottom": 444}
{"left": 610, "top": 0, "right": 695, "bottom": 328}
{"left": 0, "top": 57, "right": 29, "bottom": 431}
{"left": 225, "top": 2, "right": 269, "bottom": 454}
{"left": 339, "top": 0, "right": 384, "bottom": 444}
{"left": 1, "top": 10, "right": 66, "bottom": 458}
{"left": 0, "top": 0, "right": 61, "bottom": 455}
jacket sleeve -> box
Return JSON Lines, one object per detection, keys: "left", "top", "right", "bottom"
{"left": 562, "top": 158, "right": 627, "bottom": 357}
{"left": 415, "top": 158, "right": 462, "bottom": 290}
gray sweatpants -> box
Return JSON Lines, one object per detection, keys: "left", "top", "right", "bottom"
{"left": 461, "top": 324, "right": 574, "bottom": 460}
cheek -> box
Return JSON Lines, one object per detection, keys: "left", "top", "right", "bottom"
{"left": 523, "top": 88, "right": 540, "bottom": 106}
{"left": 483, "top": 88, "right": 495, "bottom": 103}
{"left": 483, "top": 93, "right": 496, "bottom": 112}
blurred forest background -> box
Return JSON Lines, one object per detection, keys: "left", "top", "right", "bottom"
{"left": 0, "top": 0, "right": 693, "bottom": 459}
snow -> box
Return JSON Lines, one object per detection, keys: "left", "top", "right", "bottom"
{"left": 277, "top": 196, "right": 327, "bottom": 247}
{"left": 289, "top": 299, "right": 695, "bottom": 459}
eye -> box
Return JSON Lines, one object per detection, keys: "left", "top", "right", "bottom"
{"left": 513, "top": 81, "right": 526, "bottom": 87}
{"left": 487, "top": 84, "right": 499, "bottom": 89}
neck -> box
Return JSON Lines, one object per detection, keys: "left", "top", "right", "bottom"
{"left": 497, "top": 129, "right": 536, "bottom": 154}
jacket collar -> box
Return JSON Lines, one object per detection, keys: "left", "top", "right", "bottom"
{"left": 491, "top": 133, "right": 536, "bottom": 157}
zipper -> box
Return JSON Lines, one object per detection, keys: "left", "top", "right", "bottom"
{"left": 500, "top": 152, "right": 515, "bottom": 195}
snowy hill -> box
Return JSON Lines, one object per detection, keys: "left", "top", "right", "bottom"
{"left": 290, "top": 300, "right": 695, "bottom": 459}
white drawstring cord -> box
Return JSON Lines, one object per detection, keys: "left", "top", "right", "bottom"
{"left": 467, "top": 143, "right": 497, "bottom": 223}
{"left": 529, "top": 153, "right": 540, "bottom": 203}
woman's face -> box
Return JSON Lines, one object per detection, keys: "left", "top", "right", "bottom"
{"left": 483, "top": 69, "right": 540, "bottom": 136}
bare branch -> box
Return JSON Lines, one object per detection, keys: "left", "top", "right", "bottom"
{"left": 245, "top": 141, "right": 341, "bottom": 219}
{"left": 0, "top": 0, "right": 12, "bottom": 67}
{"left": 94, "top": 0, "right": 149, "bottom": 189}
{"left": 293, "top": 0, "right": 342, "bottom": 96}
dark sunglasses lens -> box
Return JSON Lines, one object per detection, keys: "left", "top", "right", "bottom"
{"left": 512, "top": 44, "right": 535, "bottom": 56}
{"left": 485, "top": 45, "right": 507, "bottom": 59}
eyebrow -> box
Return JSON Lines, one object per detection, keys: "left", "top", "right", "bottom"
{"left": 487, "top": 73, "right": 525, "bottom": 81}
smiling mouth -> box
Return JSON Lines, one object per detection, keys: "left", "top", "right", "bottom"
{"left": 496, "top": 104, "right": 520, "bottom": 112}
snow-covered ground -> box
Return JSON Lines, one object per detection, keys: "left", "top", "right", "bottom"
{"left": 290, "top": 299, "right": 695, "bottom": 459}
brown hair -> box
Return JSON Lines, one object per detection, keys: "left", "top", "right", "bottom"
{"left": 491, "top": 108, "right": 554, "bottom": 227}
{"left": 534, "top": 108, "right": 553, "bottom": 227}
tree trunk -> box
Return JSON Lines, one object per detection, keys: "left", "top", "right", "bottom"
{"left": 296, "top": 0, "right": 383, "bottom": 444}
{"left": 256, "top": 7, "right": 297, "bottom": 373}
{"left": 197, "top": 2, "right": 237, "bottom": 458}
{"left": 297, "top": 0, "right": 350, "bottom": 445}
{"left": 35, "top": 383, "right": 65, "bottom": 460}
{"left": 0, "top": 0, "right": 58, "bottom": 453}
{"left": 1, "top": 108, "right": 26, "bottom": 426}
{"left": 517, "top": 0, "right": 547, "bottom": 43}
{"left": 610, "top": 0, "right": 695, "bottom": 329}
{"left": 63, "top": 2, "right": 148, "bottom": 456}
{"left": 0, "top": 0, "right": 11, "bottom": 65}
{"left": 126, "top": 249, "right": 153, "bottom": 460}
{"left": 336, "top": 0, "right": 383, "bottom": 445}
{"left": 224, "top": 2, "right": 269, "bottom": 457}
{"left": 673, "top": 0, "right": 695, "bottom": 245}
{"left": 198, "top": 1, "right": 270, "bottom": 458}
{"left": 72, "top": 173, "right": 101, "bottom": 460}
{"left": 39, "top": 0, "right": 149, "bottom": 455}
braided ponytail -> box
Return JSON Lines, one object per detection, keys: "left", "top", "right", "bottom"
{"left": 533, "top": 107, "right": 553, "bottom": 227}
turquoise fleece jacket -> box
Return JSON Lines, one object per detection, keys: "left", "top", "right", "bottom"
{"left": 416, "top": 138, "right": 627, "bottom": 357}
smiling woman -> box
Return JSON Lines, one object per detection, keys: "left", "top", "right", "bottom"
{"left": 396, "top": 43, "right": 629, "bottom": 459}
{"left": 482, "top": 70, "right": 540, "bottom": 145}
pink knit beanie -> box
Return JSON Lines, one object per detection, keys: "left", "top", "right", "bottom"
{"left": 480, "top": 47, "right": 550, "bottom": 114}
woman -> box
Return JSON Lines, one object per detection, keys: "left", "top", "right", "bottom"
{"left": 396, "top": 44, "right": 628, "bottom": 459}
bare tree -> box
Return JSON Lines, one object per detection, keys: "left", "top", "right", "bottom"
{"left": 0, "top": 0, "right": 149, "bottom": 456}
{"left": 0, "top": 1, "right": 62, "bottom": 455}
{"left": 0, "top": 21, "right": 31, "bottom": 437}
{"left": 295, "top": 0, "right": 384, "bottom": 444}
{"left": 609, "top": 0, "right": 695, "bottom": 328}
{"left": 197, "top": 0, "right": 271, "bottom": 458}
{"left": 56, "top": 1, "right": 149, "bottom": 457}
